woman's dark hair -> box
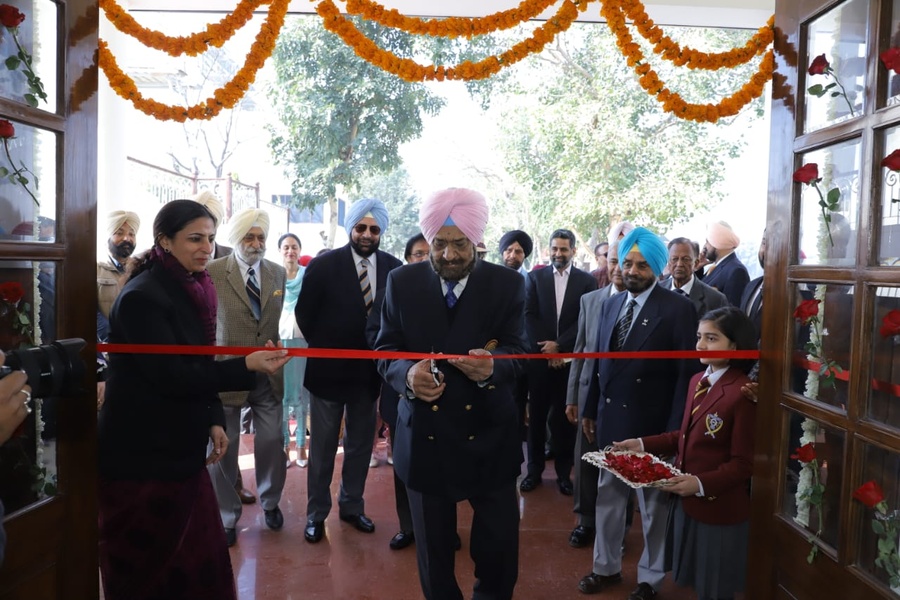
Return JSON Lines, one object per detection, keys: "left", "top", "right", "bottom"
{"left": 404, "top": 232, "right": 427, "bottom": 262}
{"left": 130, "top": 199, "right": 216, "bottom": 279}
{"left": 699, "top": 306, "right": 757, "bottom": 373}
{"left": 278, "top": 232, "right": 301, "bottom": 248}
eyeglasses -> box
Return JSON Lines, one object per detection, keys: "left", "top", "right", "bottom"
{"left": 353, "top": 224, "right": 381, "bottom": 235}
{"left": 411, "top": 251, "right": 429, "bottom": 258}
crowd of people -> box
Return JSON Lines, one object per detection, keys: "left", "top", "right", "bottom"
{"left": 94, "top": 188, "right": 766, "bottom": 600}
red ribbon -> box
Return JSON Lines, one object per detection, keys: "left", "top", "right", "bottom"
{"left": 98, "top": 342, "right": 758, "bottom": 362}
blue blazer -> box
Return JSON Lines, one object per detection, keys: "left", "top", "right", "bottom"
{"left": 583, "top": 284, "right": 699, "bottom": 447}
{"left": 376, "top": 260, "right": 527, "bottom": 500}
{"left": 296, "top": 244, "right": 402, "bottom": 402}
{"left": 703, "top": 252, "right": 750, "bottom": 307}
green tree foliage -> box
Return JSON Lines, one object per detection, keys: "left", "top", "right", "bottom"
{"left": 267, "top": 16, "right": 445, "bottom": 246}
{"left": 465, "top": 24, "right": 766, "bottom": 246}
{"left": 349, "top": 167, "right": 421, "bottom": 259}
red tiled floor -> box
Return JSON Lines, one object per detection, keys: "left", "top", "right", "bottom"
{"left": 230, "top": 435, "right": 694, "bottom": 600}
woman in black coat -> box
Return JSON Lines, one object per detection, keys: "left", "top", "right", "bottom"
{"left": 98, "top": 200, "right": 289, "bottom": 600}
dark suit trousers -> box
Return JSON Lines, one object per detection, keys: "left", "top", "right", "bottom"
{"left": 526, "top": 363, "right": 576, "bottom": 481}
{"left": 383, "top": 393, "right": 413, "bottom": 533}
{"left": 573, "top": 417, "right": 599, "bottom": 527}
{"left": 407, "top": 484, "right": 519, "bottom": 600}
{"left": 306, "top": 392, "right": 376, "bottom": 521}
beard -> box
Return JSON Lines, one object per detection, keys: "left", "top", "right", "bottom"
{"left": 504, "top": 257, "right": 523, "bottom": 270}
{"left": 431, "top": 252, "right": 476, "bottom": 281}
{"left": 550, "top": 255, "right": 570, "bottom": 270}
{"left": 704, "top": 246, "right": 719, "bottom": 263}
{"left": 624, "top": 272, "right": 655, "bottom": 294}
{"left": 109, "top": 239, "right": 135, "bottom": 260}
{"left": 237, "top": 245, "right": 265, "bottom": 264}
{"left": 350, "top": 237, "right": 379, "bottom": 258}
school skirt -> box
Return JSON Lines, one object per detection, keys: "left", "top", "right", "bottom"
{"left": 669, "top": 498, "right": 749, "bottom": 599}
{"left": 99, "top": 469, "right": 237, "bottom": 600}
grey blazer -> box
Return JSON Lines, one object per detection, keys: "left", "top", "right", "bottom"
{"left": 208, "top": 253, "right": 286, "bottom": 407}
{"left": 662, "top": 276, "right": 728, "bottom": 319}
{"left": 565, "top": 284, "right": 622, "bottom": 414}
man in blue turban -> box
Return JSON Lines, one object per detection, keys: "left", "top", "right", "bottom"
{"left": 577, "top": 226, "right": 700, "bottom": 600}
{"left": 295, "top": 196, "right": 402, "bottom": 544}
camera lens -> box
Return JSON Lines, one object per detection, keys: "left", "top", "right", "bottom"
{"left": 4, "top": 338, "right": 86, "bottom": 398}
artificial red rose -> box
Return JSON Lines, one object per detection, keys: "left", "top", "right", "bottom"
{"left": 793, "top": 163, "right": 819, "bottom": 184}
{"left": 852, "top": 480, "right": 885, "bottom": 509}
{"left": 880, "top": 309, "right": 900, "bottom": 338}
{"left": 791, "top": 443, "right": 816, "bottom": 463}
{"left": 882, "top": 149, "right": 900, "bottom": 172}
{"left": 0, "top": 119, "right": 14, "bottom": 139}
{"left": 882, "top": 47, "right": 900, "bottom": 73}
{"left": 808, "top": 54, "right": 830, "bottom": 76}
{"left": 793, "top": 299, "right": 820, "bottom": 324}
{"left": 0, "top": 4, "right": 25, "bottom": 29}
{"left": 0, "top": 281, "right": 23, "bottom": 303}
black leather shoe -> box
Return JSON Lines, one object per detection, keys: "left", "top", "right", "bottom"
{"left": 569, "top": 525, "right": 595, "bottom": 548}
{"left": 578, "top": 572, "right": 622, "bottom": 594}
{"left": 264, "top": 506, "right": 284, "bottom": 530}
{"left": 237, "top": 487, "right": 256, "bottom": 505}
{"left": 557, "top": 478, "right": 574, "bottom": 496}
{"left": 389, "top": 531, "right": 414, "bottom": 550}
{"left": 519, "top": 474, "right": 541, "bottom": 492}
{"left": 453, "top": 532, "right": 462, "bottom": 551}
{"left": 304, "top": 519, "right": 324, "bottom": 543}
{"left": 340, "top": 513, "right": 375, "bottom": 533}
{"left": 627, "top": 583, "right": 657, "bottom": 600}
{"left": 225, "top": 527, "right": 237, "bottom": 547}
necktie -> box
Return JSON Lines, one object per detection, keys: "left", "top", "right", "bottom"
{"left": 675, "top": 288, "right": 686, "bottom": 296}
{"left": 613, "top": 299, "right": 636, "bottom": 350}
{"left": 359, "top": 258, "right": 373, "bottom": 314}
{"left": 445, "top": 280, "right": 459, "bottom": 309}
{"left": 246, "top": 267, "right": 261, "bottom": 320}
{"left": 692, "top": 376, "right": 711, "bottom": 415}
{"left": 749, "top": 282, "right": 764, "bottom": 318}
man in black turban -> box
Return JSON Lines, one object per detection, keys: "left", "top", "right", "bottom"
{"left": 499, "top": 230, "right": 533, "bottom": 276}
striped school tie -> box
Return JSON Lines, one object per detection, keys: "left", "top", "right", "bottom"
{"left": 691, "top": 376, "right": 711, "bottom": 415}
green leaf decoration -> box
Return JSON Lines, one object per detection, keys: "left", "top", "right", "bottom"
{"left": 4, "top": 55, "right": 19, "bottom": 70}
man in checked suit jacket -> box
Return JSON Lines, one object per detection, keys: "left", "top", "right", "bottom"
{"left": 662, "top": 237, "right": 728, "bottom": 319}
{"left": 207, "top": 208, "right": 287, "bottom": 547}
{"left": 296, "top": 198, "right": 402, "bottom": 544}
{"left": 579, "top": 228, "right": 698, "bottom": 600}
{"left": 564, "top": 239, "right": 625, "bottom": 548}
{"left": 521, "top": 229, "right": 597, "bottom": 496}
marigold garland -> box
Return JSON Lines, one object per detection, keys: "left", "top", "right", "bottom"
{"left": 614, "top": 0, "right": 773, "bottom": 69}
{"left": 599, "top": 0, "right": 773, "bottom": 122}
{"left": 316, "top": 0, "right": 588, "bottom": 82}
{"left": 99, "top": 0, "right": 288, "bottom": 122}
{"left": 343, "top": 0, "right": 560, "bottom": 38}
{"left": 100, "top": 0, "right": 270, "bottom": 57}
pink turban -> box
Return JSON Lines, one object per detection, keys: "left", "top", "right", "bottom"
{"left": 419, "top": 188, "right": 489, "bottom": 244}
{"left": 707, "top": 221, "right": 740, "bottom": 250}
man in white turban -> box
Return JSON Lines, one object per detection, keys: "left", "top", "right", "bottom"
{"left": 295, "top": 197, "right": 402, "bottom": 544}
{"left": 701, "top": 220, "right": 750, "bottom": 307}
{"left": 375, "top": 187, "right": 528, "bottom": 600}
{"left": 206, "top": 207, "right": 288, "bottom": 547}
{"left": 192, "top": 190, "right": 232, "bottom": 259}
{"left": 98, "top": 210, "right": 140, "bottom": 333}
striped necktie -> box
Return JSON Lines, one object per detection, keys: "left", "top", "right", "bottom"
{"left": 359, "top": 258, "right": 373, "bottom": 314}
{"left": 691, "top": 376, "right": 711, "bottom": 415}
{"left": 246, "top": 267, "right": 261, "bottom": 320}
{"left": 613, "top": 299, "right": 636, "bottom": 350}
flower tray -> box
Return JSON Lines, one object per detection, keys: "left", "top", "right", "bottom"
{"left": 582, "top": 448, "right": 683, "bottom": 489}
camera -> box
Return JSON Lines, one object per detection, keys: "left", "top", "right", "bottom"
{"left": 0, "top": 338, "right": 86, "bottom": 398}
